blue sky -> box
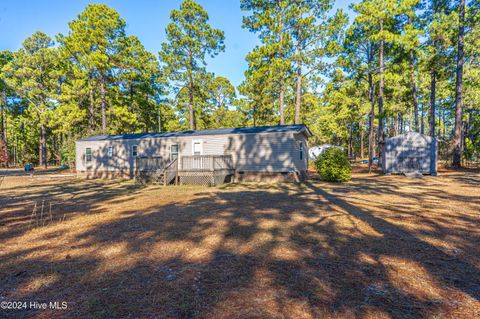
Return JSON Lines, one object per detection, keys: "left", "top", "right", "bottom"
{"left": 0, "top": 0, "right": 355, "bottom": 87}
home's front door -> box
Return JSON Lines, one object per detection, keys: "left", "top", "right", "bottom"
{"left": 170, "top": 144, "right": 179, "bottom": 161}
{"left": 192, "top": 140, "right": 203, "bottom": 169}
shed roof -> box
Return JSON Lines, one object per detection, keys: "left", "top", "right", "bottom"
{"left": 78, "top": 124, "right": 312, "bottom": 142}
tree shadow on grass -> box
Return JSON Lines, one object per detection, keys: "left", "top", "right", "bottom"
{"left": 1, "top": 176, "right": 479, "bottom": 318}
{"left": 0, "top": 177, "right": 145, "bottom": 241}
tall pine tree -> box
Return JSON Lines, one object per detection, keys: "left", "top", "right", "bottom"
{"left": 2, "top": 32, "right": 59, "bottom": 169}
{"left": 160, "top": 0, "right": 225, "bottom": 130}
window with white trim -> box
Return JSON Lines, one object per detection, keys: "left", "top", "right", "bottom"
{"left": 131, "top": 145, "right": 138, "bottom": 157}
{"left": 299, "top": 142, "right": 303, "bottom": 161}
{"left": 107, "top": 146, "right": 113, "bottom": 158}
{"left": 85, "top": 148, "right": 92, "bottom": 162}
{"left": 193, "top": 141, "right": 202, "bottom": 156}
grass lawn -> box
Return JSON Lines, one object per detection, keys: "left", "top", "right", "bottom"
{"left": 0, "top": 168, "right": 479, "bottom": 318}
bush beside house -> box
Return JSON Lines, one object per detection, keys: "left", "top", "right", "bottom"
{"left": 315, "top": 147, "right": 351, "bottom": 182}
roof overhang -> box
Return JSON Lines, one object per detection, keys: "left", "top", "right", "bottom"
{"left": 300, "top": 124, "right": 313, "bottom": 138}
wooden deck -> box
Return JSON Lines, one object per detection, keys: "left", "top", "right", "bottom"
{"left": 178, "top": 155, "right": 234, "bottom": 186}
{"left": 135, "top": 155, "right": 235, "bottom": 186}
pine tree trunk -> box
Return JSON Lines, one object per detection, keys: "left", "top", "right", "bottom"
{"left": 278, "top": 3, "right": 285, "bottom": 125}
{"left": 295, "top": 34, "right": 302, "bottom": 125}
{"left": 452, "top": 0, "right": 465, "bottom": 168}
{"left": 429, "top": 70, "right": 436, "bottom": 137}
{"left": 368, "top": 72, "right": 375, "bottom": 173}
{"left": 188, "top": 76, "right": 196, "bottom": 130}
{"left": 378, "top": 22, "right": 385, "bottom": 169}
{"left": 39, "top": 123, "right": 47, "bottom": 169}
{"left": 89, "top": 78, "right": 95, "bottom": 133}
{"left": 420, "top": 103, "right": 425, "bottom": 134}
{"left": 295, "top": 61, "right": 302, "bottom": 124}
{"left": 428, "top": 0, "right": 439, "bottom": 139}
{"left": 279, "top": 80, "right": 285, "bottom": 125}
{"left": 360, "top": 118, "right": 365, "bottom": 159}
{"left": 188, "top": 50, "right": 196, "bottom": 130}
{"left": 100, "top": 75, "right": 107, "bottom": 134}
{"left": 410, "top": 49, "right": 419, "bottom": 132}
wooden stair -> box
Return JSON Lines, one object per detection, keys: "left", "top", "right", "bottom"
{"left": 135, "top": 158, "right": 178, "bottom": 186}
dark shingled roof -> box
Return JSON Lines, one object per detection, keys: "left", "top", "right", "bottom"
{"left": 78, "top": 124, "right": 312, "bottom": 142}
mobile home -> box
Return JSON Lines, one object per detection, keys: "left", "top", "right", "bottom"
{"left": 75, "top": 124, "right": 312, "bottom": 183}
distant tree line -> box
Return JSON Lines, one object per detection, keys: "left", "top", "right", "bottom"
{"left": 0, "top": 0, "right": 479, "bottom": 169}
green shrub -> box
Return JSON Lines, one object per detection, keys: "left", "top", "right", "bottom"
{"left": 315, "top": 147, "right": 351, "bottom": 182}
{"left": 59, "top": 136, "right": 77, "bottom": 166}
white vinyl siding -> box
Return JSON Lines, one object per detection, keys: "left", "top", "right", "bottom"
{"left": 75, "top": 130, "right": 309, "bottom": 175}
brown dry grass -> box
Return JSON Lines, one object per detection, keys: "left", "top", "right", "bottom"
{"left": 0, "top": 168, "right": 479, "bottom": 319}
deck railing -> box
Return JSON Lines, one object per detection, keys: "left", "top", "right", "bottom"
{"left": 135, "top": 155, "right": 234, "bottom": 185}
{"left": 181, "top": 155, "right": 233, "bottom": 171}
